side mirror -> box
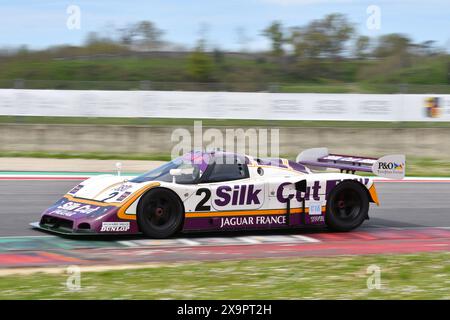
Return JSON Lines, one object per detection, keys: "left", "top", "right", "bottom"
{"left": 169, "top": 169, "right": 182, "bottom": 176}
{"left": 170, "top": 168, "right": 194, "bottom": 176}
{"left": 170, "top": 168, "right": 195, "bottom": 183}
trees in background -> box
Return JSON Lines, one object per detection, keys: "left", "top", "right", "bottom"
{"left": 262, "top": 21, "right": 285, "bottom": 58}
{"left": 260, "top": 14, "right": 447, "bottom": 83}
{"left": 261, "top": 15, "right": 444, "bottom": 62}
{"left": 1, "top": 14, "right": 447, "bottom": 87}
{"left": 289, "top": 14, "right": 354, "bottom": 60}
{"left": 117, "top": 21, "right": 165, "bottom": 50}
{"left": 262, "top": 14, "right": 354, "bottom": 60}
{"left": 373, "top": 33, "right": 411, "bottom": 58}
{"left": 187, "top": 29, "right": 215, "bottom": 82}
{"left": 187, "top": 48, "right": 215, "bottom": 82}
{"left": 354, "top": 36, "right": 371, "bottom": 59}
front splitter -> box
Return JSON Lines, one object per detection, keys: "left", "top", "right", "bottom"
{"left": 29, "top": 222, "right": 141, "bottom": 236}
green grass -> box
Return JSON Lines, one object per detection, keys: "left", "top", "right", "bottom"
{"left": 0, "top": 252, "right": 449, "bottom": 299}
{"left": 0, "top": 52, "right": 448, "bottom": 92}
{"left": 367, "top": 56, "right": 450, "bottom": 86}
{"left": 3, "top": 116, "right": 450, "bottom": 128}
{"left": 279, "top": 83, "right": 355, "bottom": 93}
{"left": 0, "top": 57, "right": 192, "bottom": 83}
{"left": 406, "top": 158, "right": 450, "bottom": 177}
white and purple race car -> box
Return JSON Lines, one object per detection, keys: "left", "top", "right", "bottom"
{"left": 32, "top": 149, "right": 405, "bottom": 238}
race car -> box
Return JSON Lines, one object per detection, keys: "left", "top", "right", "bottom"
{"left": 31, "top": 149, "right": 405, "bottom": 238}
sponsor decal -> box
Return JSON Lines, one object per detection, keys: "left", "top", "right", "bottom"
{"left": 219, "top": 215, "right": 286, "bottom": 228}
{"left": 309, "top": 215, "right": 325, "bottom": 223}
{"left": 277, "top": 179, "right": 371, "bottom": 204}
{"left": 214, "top": 185, "right": 262, "bottom": 206}
{"left": 359, "top": 100, "right": 392, "bottom": 115}
{"left": 58, "top": 201, "right": 82, "bottom": 211}
{"left": 113, "top": 184, "right": 133, "bottom": 192}
{"left": 271, "top": 99, "right": 303, "bottom": 113}
{"left": 276, "top": 181, "right": 322, "bottom": 203}
{"left": 116, "top": 191, "right": 132, "bottom": 202}
{"left": 195, "top": 184, "right": 264, "bottom": 212}
{"left": 309, "top": 202, "right": 322, "bottom": 215}
{"left": 55, "top": 202, "right": 100, "bottom": 214}
{"left": 73, "top": 204, "right": 101, "bottom": 214}
{"left": 100, "top": 222, "right": 130, "bottom": 232}
{"left": 51, "top": 209, "right": 78, "bottom": 217}
{"left": 377, "top": 162, "right": 404, "bottom": 171}
{"left": 372, "top": 155, "right": 405, "bottom": 179}
{"left": 424, "top": 97, "right": 441, "bottom": 118}
{"left": 50, "top": 201, "right": 106, "bottom": 217}
{"left": 314, "top": 100, "right": 346, "bottom": 114}
{"left": 68, "top": 184, "right": 84, "bottom": 195}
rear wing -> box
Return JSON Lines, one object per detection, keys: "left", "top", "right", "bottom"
{"left": 296, "top": 148, "right": 405, "bottom": 179}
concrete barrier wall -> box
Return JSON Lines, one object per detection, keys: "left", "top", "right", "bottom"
{"left": 1, "top": 124, "right": 449, "bottom": 158}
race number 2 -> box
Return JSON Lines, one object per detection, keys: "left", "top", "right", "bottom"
{"left": 195, "top": 188, "right": 211, "bottom": 211}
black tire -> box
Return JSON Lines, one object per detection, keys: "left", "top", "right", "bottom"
{"left": 137, "top": 188, "right": 184, "bottom": 238}
{"left": 325, "top": 181, "right": 369, "bottom": 232}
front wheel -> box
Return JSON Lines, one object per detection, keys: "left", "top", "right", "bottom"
{"left": 325, "top": 181, "right": 369, "bottom": 232}
{"left": 137, "top": 188, "right": 184, "bottom": 238}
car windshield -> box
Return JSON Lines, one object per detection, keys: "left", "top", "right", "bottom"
{"left": 131, "top": 153, "right": 210, "bottom": 184}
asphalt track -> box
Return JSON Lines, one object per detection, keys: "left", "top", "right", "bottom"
{"left": 0, "top": 179, "right": 450, "bottom": 268}
{"left": 1, "top": 180, "right": 450, "bottom": 236}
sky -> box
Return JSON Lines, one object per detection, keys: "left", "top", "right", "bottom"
{"left": 0, "top": 0, "right": 449, "bottom": 51}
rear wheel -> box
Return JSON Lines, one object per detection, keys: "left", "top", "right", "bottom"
{"left": 137, "top": 188, "right": 184, "bottom": 238}
{"left": 325, "top": 181, "right": 369, "bottom": 232}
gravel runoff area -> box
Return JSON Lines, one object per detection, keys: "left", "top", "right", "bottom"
{"left": 0, "top": 157, "right": 165, "bottom": 173}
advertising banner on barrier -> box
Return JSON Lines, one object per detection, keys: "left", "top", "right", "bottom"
{"left": 0, "top": 89, "right": 449, "bottom": 121}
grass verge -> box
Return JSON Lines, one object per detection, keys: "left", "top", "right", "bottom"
{"left": 2, "top": 116, "right": 450, "bottom": 128}
{"left": 0, "top": 252, "right": 449, "bottom": 299}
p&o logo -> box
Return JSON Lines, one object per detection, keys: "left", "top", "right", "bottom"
{"left": 378, "top": 162, "right": 404, "bottom": 171}
{"left": 371, "top": 155, "right": 406, "bottom": 179}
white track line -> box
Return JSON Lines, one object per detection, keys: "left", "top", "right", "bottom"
{"left": 291, "top": 235, "right": 321, "bottom": 243}
{"left": 178, "top": 239, "right": 201, "bottom": 246}
{"left": 236, "top": 237, "right": 261, "bottom": 244}
{"left": 117, "top": 240, "right": 141, "bottom": 247}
